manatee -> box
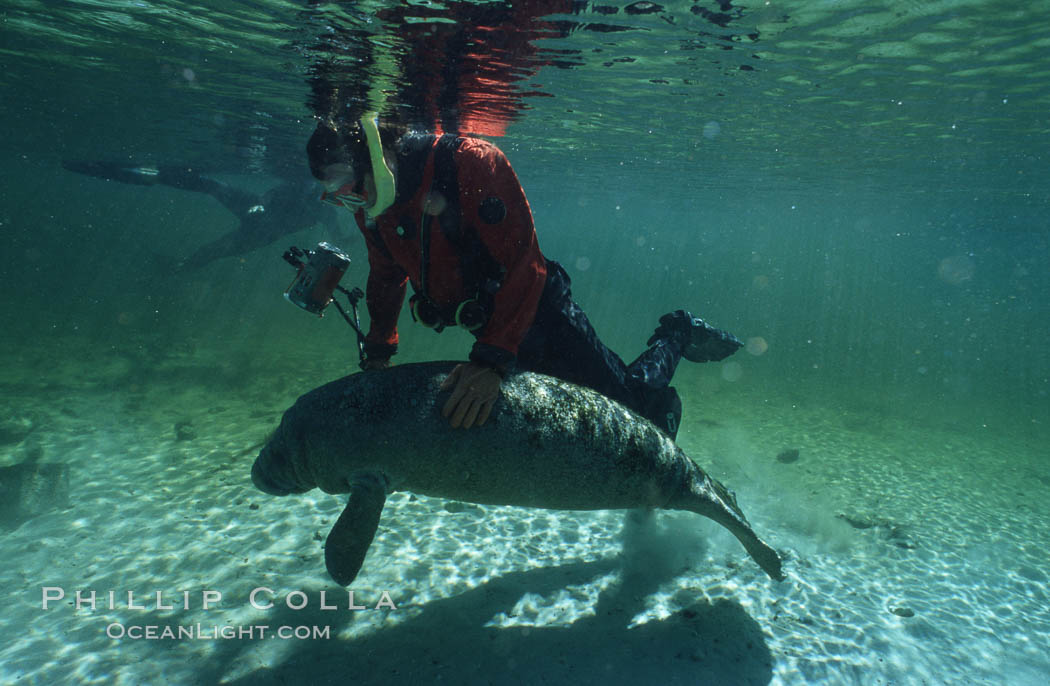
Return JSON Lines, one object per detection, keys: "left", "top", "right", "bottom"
{"left": 251, "top": 362, "right": 784, "bottom": 584}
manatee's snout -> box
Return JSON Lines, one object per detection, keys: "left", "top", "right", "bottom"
{"left": 252, "top": 460, "right": 289, "bottom": 495}
{"left": 251, "top": 447, "right": 297, "bottom": 496}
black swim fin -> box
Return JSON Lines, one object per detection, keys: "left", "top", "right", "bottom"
{"left": 649, "top": 310, "right": 743, "bottom": 363}
{"left": 62, "top": 160, "right": 160, "bottom": 186}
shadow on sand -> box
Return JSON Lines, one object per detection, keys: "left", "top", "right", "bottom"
{"left": 187, "top": 555, "right": 773, "bottom": 686}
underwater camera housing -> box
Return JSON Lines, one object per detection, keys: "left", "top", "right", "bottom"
{"left": 282, "top": 242, "right": 366, "bottom": 362}
{"left": 283, "top": 242, "right": 350, "bottom": 315}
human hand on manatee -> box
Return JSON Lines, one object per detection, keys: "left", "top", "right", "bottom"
{"left": 440, "top": 362, "right": 502, "bottom": 428}
{"left": 360, "top": 356, "right": 390, "bottom": 371}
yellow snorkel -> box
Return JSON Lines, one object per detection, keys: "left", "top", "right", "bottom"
{"left": 360, "top": 113, "right": 395, "bottom": 218}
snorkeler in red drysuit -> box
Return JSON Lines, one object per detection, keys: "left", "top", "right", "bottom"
{"left": 306, "top": 119, "right": 744, "bottom": 438}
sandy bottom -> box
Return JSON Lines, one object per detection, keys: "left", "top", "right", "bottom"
{"left": 1, "top": 339, "right": 1048, "bottom": 686}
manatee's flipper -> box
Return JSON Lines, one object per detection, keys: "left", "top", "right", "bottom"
{"left": 324, "top": 474, "right": 387, "bottom": 586}
{"left": 672, "top": 461, "right": 785, "bottom": 581}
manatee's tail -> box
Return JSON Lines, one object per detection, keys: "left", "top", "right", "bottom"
{"left": 325, "top": 474, "right": 387, "bottom": 585}
{"left": 671, "top": 462, "right": 785, "bottom": 581}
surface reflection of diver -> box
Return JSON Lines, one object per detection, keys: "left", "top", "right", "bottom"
{"left": 62, "top": 160, "right": 339, "bottom": 271}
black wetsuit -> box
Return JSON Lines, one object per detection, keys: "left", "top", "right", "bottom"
{"left": 519, "top": 260, "right": 685, "bottom": 437}
{"left": 171, "top": 172, "right": 333, "bottom": 270}
{"left": 63, "top": 161, "right": 338, "bottom": 270}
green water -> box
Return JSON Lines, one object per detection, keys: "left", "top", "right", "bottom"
{"left": 1, "top": 1, "right": 1048, "bottom": 685}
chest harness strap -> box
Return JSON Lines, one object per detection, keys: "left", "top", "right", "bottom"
{"left": 410, "top": 135, "right": 503, "bottom": 333}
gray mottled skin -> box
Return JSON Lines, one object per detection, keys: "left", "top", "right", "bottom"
{"left": 252, "top": 362, "right": 784, "bottom": 584}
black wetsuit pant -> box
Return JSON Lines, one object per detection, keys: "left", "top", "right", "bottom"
{"left": 516, "top": 261, "right": 683, "bottom": 436}
{"left": 154, "top": 167, "right": 331, "bottom": 270}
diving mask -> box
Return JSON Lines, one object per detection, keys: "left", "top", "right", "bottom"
{"left": 315, "top": 115, "right": 394, "bottom": 217}
{"left": 321, "top": 182, "right": 370, "bottom": 210}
